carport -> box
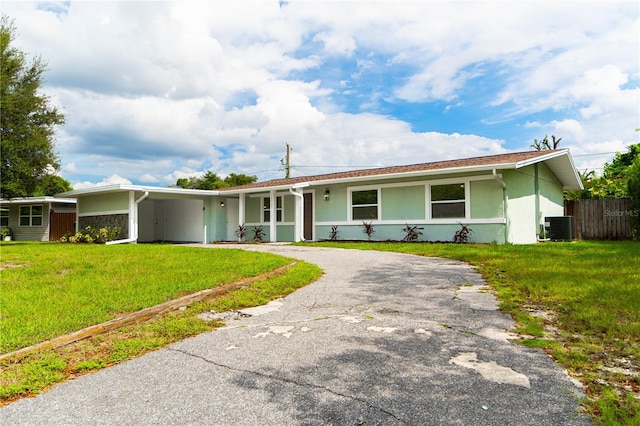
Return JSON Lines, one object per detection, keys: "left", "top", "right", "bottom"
{"left": 58, "top": 185, "right": 224, "bottom": 244}
{"left": 138, "top": 197, "right": 205, "bottom": 243}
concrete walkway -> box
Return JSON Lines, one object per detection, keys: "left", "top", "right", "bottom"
{"left": 0, "top": 244, "right": 591, "bottom": 425}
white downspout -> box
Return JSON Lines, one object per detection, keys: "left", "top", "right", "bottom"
{"left": 289, "top": 187, "right": 305, "bottom": 242}
{"left": 106, "top": 191, "right": 149, "bottom": 245}
{"left": 493, "top": 169, "right": 509, "bottom": 244}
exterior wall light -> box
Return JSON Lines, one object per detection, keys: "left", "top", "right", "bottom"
{"left": 324, "top": 188, "right": 330, "bottom": 201}
{"left": 220, "top": 201, "right": 225, "bottom": 207}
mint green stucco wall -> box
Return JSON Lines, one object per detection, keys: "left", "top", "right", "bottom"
{"left": 316, "top": 223, "right": 504, "bottom": 243}
{"left": 79, "top": 192, "right": 129, "bottom": 214}
{"left": 538, "top": 163, "right": 564, "bottom": 220}
{"left": 316, "top": 185, "right": 349, "bottom": 222}
{"left": 245, "top": 197, "right": 261, "bottom": 223}
{"left": 283, "top": 194, "right": 295, "bottom": 222}
{"left": 381, "top": 186, "right": 425, "bottom": 220}
{"left": 502, "top": 164, "right": 565, "bottom": 244}
{"left": 470, "top": 180, "right": 504, "bottom": 218}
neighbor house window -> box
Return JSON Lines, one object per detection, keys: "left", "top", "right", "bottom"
{"left": 430, "top": 183, "right": 466, "bottom": 218}
{"left": 20, "top": 205, "right": 43, "bottom": 226}
{"left": 0, "top": 209, "right": 8, "bottom": 227}
{"left": 263, "top": 196, "right": 283, "bottom": 222}
{"left": 351, "top": 189, "right": 378, "bottom": 220}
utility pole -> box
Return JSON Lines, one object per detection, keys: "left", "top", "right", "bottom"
{"left": 284, "top": 143, "right": 291, "bottom": 179}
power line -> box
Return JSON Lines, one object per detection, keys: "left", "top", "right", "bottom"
{"left": 573, "top": 152, "right": 619, "bottom": 157}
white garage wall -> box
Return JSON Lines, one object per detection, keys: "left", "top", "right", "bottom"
{"left": 163, "top": 199, "right": 204, "bottom": 242}
{"left": 138, "top": 199, "right": 204, "bottom": 243}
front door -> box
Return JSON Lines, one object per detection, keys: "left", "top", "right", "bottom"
{"left": 303, "top": 192, "right": 313, "bottom": 240}
{"left": 226, "top": 198, "right": 240, "bottom": 241}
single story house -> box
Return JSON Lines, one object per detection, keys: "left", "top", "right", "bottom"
{"left": 0, "top": 197, "right": 77, "bottom": 241}
{"left": 57, "top": 149, "right": 582, "bottom": 245}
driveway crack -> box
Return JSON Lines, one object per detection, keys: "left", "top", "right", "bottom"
{"left": 168, "top": 347, "right": 409, "bottom": 424}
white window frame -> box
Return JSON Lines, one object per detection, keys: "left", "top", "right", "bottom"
{"left": 427, "top": 180, "right": 470, "bottom": 220}
{"left": 262, "top": 196, "right": 283, "bottom": 223}
{"left": 348, "top": 186, "right": 380, "bottom": 221}
{"left": 19, "top": 205, "right": 44, "bottom": 227}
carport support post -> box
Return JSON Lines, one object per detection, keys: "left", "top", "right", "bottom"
{"left": 128, "top": 191, "right": 136, "bottom": 241}
{"left": 238, "top": 193, "right": 245, "bottom": 242}
{"left": 269, "top": 190, "right": 277, "bottom": 242}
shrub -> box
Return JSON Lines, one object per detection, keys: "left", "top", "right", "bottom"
{"left": 235, "top": 224, "right": 246, "bottom": 242}
{"left": 60, "top": 226, "right": 121, "bottom": 244}
{"left": 362, "top": 221, "right": 375, "bottom": 241}
{"left": 401, "top": 224, "right": 424, "bottom": 242}
{"left": 328, "top": 225, "right": 340, "bottom": 241}
{"left": 453, "top": 224, "right": 473, "bottom": 243}
{"left": 253, "top": 225, "right": 265, "bottom": 242}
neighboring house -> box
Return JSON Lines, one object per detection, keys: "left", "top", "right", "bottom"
{"left": 57, "top": 149, "right": 582, "bottom": 245}
{"left": 0, "top": 197, "right": 77, "bottom": 241}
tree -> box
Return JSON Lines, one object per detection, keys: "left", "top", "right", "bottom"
{"left": 626, "top": 156, "right": 640, "bottom": 239}
{"left": 531, "top": 135, "right": 562, "bottom": 151}
{"left": 564, "top": 144, "right": 640, "bottom": 200}
{"left": 224, "top": 173, "right": 258, "bottom": 187}
{"left": 33, "top": 174, "right": 73, "bottom": 196}
{"left": 173, "top": 171, "right": 257, "bottom": 190}
{"left": 0, "top": 15, "right": 65, "bottom": 198}
{"left": 602, "top": 144, "right": 640, "bottom": 180}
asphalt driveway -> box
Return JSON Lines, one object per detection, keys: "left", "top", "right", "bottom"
{"left": 0, "top": 244, "right": 591, "bottom": 425}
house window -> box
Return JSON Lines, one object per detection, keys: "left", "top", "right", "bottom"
{"left": 263, "top": 196, "right": 283, "bottom": 222}
{"left": 0, "top": 209, "right": 8, "bottom": 227}
{"left": 19, "top": 205, "right": 43, "bottom": 226}
{"left": 351, "top": 189, "right": 378, "bottom": 220}
{"left": 430, "top": 183, "right": 466, "bottom": 218}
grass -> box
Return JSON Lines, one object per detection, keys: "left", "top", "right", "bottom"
{"left": 0, "top": 242, "right": 322, "bottom": 403}
{"left": 302, "top": 240, "right": 639, "bottom": 425}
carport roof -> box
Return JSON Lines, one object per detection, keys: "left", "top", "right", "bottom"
{"left": 0, "top": 196, "right": 77, "bottom": 204}
{"left": 57, "top": 185, "right": 220, "bottom": 198}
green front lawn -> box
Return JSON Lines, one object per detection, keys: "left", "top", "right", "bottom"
{"left": 0, "top": 242, "right": 322, "bottom": 402}
{"left": 303, "top": 240, "right": 639, "bottom": 425}
{"left": 0, "top": 243, "right": 297, "bottom": 354}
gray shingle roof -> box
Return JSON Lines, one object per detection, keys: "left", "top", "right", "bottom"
{"left": 220, "top": 150, "right": 567, "bottom": 191}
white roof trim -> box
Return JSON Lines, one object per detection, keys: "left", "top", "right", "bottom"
{"left": 0, "top": 196, "right": 77, "bottom": 205}
{"left": 57, "top": 184, "right": 220, "bottom": 198}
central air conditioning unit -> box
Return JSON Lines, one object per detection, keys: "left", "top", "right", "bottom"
{"left": 544, "top": 216, "right": 575, "bottom": 241}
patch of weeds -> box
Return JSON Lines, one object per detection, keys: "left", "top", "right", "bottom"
{"left": 511, "top": 310, "right": 545, "bottom": 337}
{"left": 593, "top": 388, "right": 640, "bottom": 425}
{"left": 73, "top": 359, "right": 106, "bottom": 372}
{"left": 0, "top": 352, "right": 66, "bottom": 400}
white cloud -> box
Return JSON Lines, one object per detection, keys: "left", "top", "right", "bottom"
{"left": 73, "top": 174, "right": 132, "bottom": 190}
{"left": 2, "top": 1, "right": 636, "bottom": 185}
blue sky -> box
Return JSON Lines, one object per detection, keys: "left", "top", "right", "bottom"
{"left": 4, "top": 1, "right": 639, "bottom": 188}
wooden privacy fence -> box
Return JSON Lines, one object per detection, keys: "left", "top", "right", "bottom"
{"left": 564, "top": 198, "right": 636, "bottom": 240}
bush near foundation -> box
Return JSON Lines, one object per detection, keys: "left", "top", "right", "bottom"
{"left": 60, "top": 226, "right": 121, "bottom": 243}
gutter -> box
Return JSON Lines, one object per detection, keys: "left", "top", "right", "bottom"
{"left": 106, "top": 191, "right": 149, "bottom": 245}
